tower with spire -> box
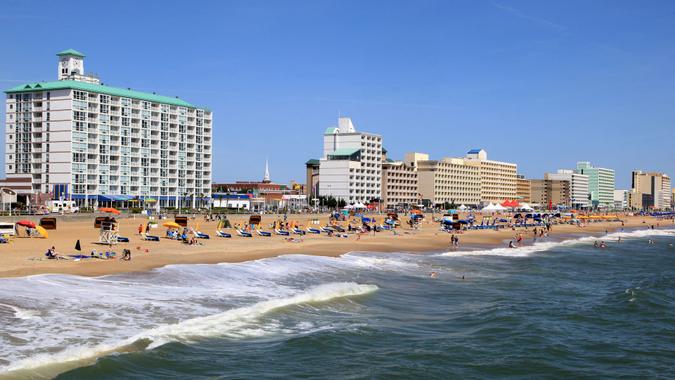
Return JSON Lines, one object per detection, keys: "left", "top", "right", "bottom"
{"left": 262, "top": 159, "right": 271, "bottom": 183}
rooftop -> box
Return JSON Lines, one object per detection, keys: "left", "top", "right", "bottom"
{"left": 57, "top": 48, "right": 85, "bottom": 58}
{"left": 5, "top": 80, "right": 199, "bottom": 108}
{"left": 328, "top": 148, "right": 361, "bottom": 156}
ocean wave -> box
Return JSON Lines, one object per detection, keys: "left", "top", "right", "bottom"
{"left": 0, "top": 303, "right": 40, "bottom": 320}
{"left": 1, "top": 282, "right": 377, "bottom": 376}
{"left": 439, "top": 228, "right": 675, "bottom": 258}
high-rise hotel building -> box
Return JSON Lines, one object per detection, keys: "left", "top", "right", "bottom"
{"left": 318, "top": 117, "right": 382, "bottom": 204}
{"left": 4, "top": 50, "right": 212, "bottom": 208}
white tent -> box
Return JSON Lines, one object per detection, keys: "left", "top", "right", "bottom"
{"left": 458, "top": 204, "right": 468, "bottom": 211}
{"left": 519, "top": 203, "right": 534, "bottom": 211}
{"left": 344, "top": 204, "right": 355, "bottom": 210}
{"left": 354, "top": 203, "right": 367, "bottom": 209}
{"left": 481, "top": 203, "right": 496, "bottom": 213}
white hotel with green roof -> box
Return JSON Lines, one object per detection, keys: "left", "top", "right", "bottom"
{"left": 318, "top": 117, "right": 382, "bottom": 204}
{"left": 4, "top": 49, "right": 212, "bottom": 209}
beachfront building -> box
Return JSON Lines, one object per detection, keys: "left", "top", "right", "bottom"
{"left": 530, "top": 178, "right": 570, "bottom": 208}
{"left": 629, "top": 171, "right": 672, "bottom": 210}
{"left": 305, "top": 159, "right": 320, "bottom": 202}
{"left": 3, "top": 49, "right": 212, "bottom": 209}
{"left": 381, "top": 152, "right": 421, "bottom": 209}
{"left": 464, "top": 149, "right": 518, "bottom": 204}
{"left": 576, "top": 162, "right": 615, "bottom": 208}
{"left": 318, "top": 117, "right": 382, "bottom": 204}
{"left": 545, "top": 169, "right": 589, "bottom": 209}
{"left": 416, "top": 155, "right": 481, "bottom": 207}
{"left": 516, "top": 175, "right": 531, "bottom": 203}
{"left": 614, "top": 189, "right": 629, "bottom": 210}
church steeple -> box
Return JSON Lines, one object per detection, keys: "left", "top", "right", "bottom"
{"left": 262, "top": 159, "right": 271, "bottom": 183}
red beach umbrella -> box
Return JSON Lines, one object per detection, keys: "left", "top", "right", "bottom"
{"left": 16, "top": 220, "right": 36, "bottom": 228}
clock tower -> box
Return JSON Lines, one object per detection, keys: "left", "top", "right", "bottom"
{"left": 56, "top": 49, "right": 85, "bottom": 80}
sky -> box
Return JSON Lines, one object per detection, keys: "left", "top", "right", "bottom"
{"left": 1, "top": 0, "right": 674, "bottom": 189}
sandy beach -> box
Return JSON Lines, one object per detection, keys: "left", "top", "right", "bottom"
{"left": 0, "top": 213, "right": 669, "bottom": 278}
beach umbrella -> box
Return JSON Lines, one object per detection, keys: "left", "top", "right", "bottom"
{"left": 163, "top": 222, "right": 181, "bottom": 229}
{"left": 16, "top": 220, "right": 36, "bottom": 228}
{"left": 35, "top": 225, "right": 48, "bottom": 238}
{"left": 99, "top": 207, "right": 121, "bottom": 215}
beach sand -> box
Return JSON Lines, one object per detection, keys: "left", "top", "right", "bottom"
{"left": 0, "top": 214, "right": 667, "bottom": 278}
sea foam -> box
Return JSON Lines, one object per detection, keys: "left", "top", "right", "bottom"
{"left": 1, "top": 282, "right": 377, "bottom": 376}
{"left": 439, "top": 228, "right": 675, "bottom": 257}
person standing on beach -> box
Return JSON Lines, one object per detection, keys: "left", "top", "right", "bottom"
{"left": 138, "top": 224, "right": 143, "bottom": 235}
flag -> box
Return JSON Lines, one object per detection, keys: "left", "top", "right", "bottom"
{"left": 75, "top": 240, "right": 81, "bottom": 251}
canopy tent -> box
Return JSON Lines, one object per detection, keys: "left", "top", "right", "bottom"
{"left": 519, "top": 202, "right": 534, "bottom": 211}
{"left": 493, "top": 204, "right": 508, "bottom": 211}
{"left": 500, "top": 200, "right": 521, "bottom": 208}
{"left": 353, "top": 203, "right": 367, "bottom": 209}
{"left": 458, "top": 204, "right": 468, "bottom": 211}
{"left": 481, "top": 203, "right": 496, "bottom": 213}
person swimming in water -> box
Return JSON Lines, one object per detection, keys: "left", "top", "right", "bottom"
{"left": 599, "top": 241, "right": 607, "bottom": 248}
{"left": 594, "top": 241, "right": 599, "bottom": 248}
{"left": 508, "top": 240, "right": 516, "bottom": 248}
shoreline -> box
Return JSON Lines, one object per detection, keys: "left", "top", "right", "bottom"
{"left": 0, "top": 214, "right": 671, "bottom": 279}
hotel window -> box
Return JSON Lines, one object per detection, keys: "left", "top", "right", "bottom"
{"left": 74, "top": 91, "right": 87, "bottom": 100}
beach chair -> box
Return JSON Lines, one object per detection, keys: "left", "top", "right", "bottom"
{"left": 320, "top": 226, "right": 335, "bottom": 233}
{"left": 236, "top": 230, "right": 252, "bottom": 238}
{"left": 292, "top": 228, "right": 306, "bottom": 235}
{"left": 257, "top": 230, "right": 272, "bottom": 237}
{"left": 117, "top": 236, "right": 130, "bottom": 243}
{"left": 216, "top": 230, "right": 232, "bottom": 238}
{"left": 307, "top": 227, "right": 321, "bottom": 234}
{"left": 142, "top": 233, "right": 160, "bottom": 242}
{"left": 275, "top": 229, "right": 290, "bottom": 236}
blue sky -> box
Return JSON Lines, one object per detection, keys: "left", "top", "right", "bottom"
{"left": 1, "top": 0, "right": 674, "bottom": 188}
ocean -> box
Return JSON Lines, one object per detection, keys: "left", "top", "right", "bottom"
{"left": 1, "top": 228, "right": 674, "bottom": 379}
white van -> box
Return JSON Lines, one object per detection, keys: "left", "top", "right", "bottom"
{"left": 47, "top": 200, "right": 80, "bottom": 214}
{"left": 0, "top": 222, "right": 16, "bottom": 236}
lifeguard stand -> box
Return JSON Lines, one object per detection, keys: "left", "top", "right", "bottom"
{"left": 98, "top": 219, "right": 119, "bottom": 245}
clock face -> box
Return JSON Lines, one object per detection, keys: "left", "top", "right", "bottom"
{"left": 61, "top": 60, "right": 68, "bottom": 67}
{"left": 73, "top": 61, "right": 79, "bottom": 67}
